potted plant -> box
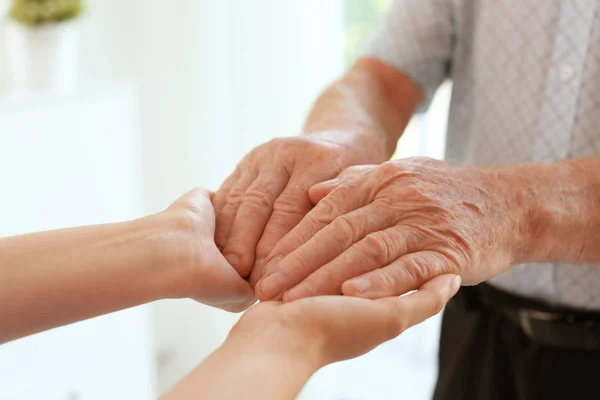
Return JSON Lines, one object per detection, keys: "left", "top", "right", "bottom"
{"left": 4, "top": 0, "right": 84, "bottom": 92}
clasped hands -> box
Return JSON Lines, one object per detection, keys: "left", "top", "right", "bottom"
{"left": 168, "top": 136, "right": 529, "bottom": 365}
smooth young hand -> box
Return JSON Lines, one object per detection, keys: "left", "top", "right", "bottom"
{"left": 0, "top": 188, "right": 255, "bottom": 343}
{"left": 165, "top": 274, "right": 460, "bottom": 400}
{"left": 158, "top": 188, "right": 256, "bottom": 312}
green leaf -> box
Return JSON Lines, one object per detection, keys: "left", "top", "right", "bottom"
{"left": 9, "top": 0, "right": 84, "bottom": 26}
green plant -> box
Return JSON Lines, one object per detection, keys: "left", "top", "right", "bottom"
{"left": 9, "top": 0, "right": 84, "bottom": 26}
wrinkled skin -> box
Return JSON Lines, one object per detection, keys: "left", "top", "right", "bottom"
{"left": 255, "top": 157, "right": 526, "bottom": 301}
{"left": 212, "top": 135, "right": 379, "bottom": 285}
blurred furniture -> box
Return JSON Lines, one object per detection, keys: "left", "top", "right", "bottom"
{"left": 0, "top": 81, "right": 154, "bottom": 400}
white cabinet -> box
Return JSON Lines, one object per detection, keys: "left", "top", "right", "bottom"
{"left": 0, "top": 82, "right": 155, "bottom": 400}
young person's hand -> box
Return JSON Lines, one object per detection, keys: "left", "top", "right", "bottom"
{"left": 156, "top": 188, "right": 256, "bottom": 312}
{"left": 164, "top": 274, "right": 460, "bottom": 400}
{"left": 0, "top": 188, "right": 256, "bottom": 344}
{"left": 230, "top": 274, "right": 460, "bottom": 366}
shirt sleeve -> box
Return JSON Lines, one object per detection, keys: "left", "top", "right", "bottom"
{"left": 362, "top": 0, "right": 455, "bottom": 110}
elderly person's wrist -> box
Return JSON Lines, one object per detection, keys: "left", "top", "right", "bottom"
{"left": 493, "top": 162, "right": 569, "bottom": 265}
{"left": 304, "top": 129, "right": 391, "bottom": 164}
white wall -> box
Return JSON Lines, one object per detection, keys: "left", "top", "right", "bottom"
{"left": 138, "top": 1, "right": 345, "bottom": 393}
{"left": 0, "top": 0, "right": 343, "bottom": 394}
{"left": 0, "top": 83, "right": 153, "bottom": 400}
{"left": 0, "top": 2, "right": 450, "bottom": 398}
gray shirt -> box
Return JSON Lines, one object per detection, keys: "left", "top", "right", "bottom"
{"left": 364, "top": 0, "right": 600, "bottom": 310}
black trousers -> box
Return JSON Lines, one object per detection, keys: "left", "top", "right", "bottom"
{"left": 432, "top": 287, "right": 600, "bottom": 400}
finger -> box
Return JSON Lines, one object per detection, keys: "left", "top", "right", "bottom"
{"left": 248, "top": 259, "right": 264, "bottom": 289}
{"left": 343, "top": 251, "right": 454, "bottom": 298}
{"left": 283, "top": 225, "right": 427, "bottom": 301}
{"left": 257, "top": 201, "right": 391, "bottom": 301}
{"left": 252, "top": 176, "right": 315, "bottom": 269}
{"left": 249, "top": 174, "right": 326, "bottom": 289}
{"left": 308, "top": 165, "right": 375, "bottom": 205}
{"left": 260, "top": 176, "right": 369, "bottom": 278}
{"left": 375, "top": 274, "right": 461, "bottom": 337}
{"left": 222, "top": 172, "right": 288, "bottom": 277}
{"left": 213, "top": 169, "right": 241, "bottom": 220}
{"left": 308, "top": 178, "right": 340, "bottom": 205}
{"left": 190, "top": 246, "right": 257, "bottom": 313}
{"left": 214, "top": 172, "right": 256, "bottom": 251}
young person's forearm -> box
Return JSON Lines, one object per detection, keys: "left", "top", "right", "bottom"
{"left": 501, "top": 157, "right": 600, "bottom": 264}
{"left": 303, "top": 58, "right": 422, "bottom": 162}
{"left": 0, "top": 214, "right": 186, "bottom": 343}
{"left": 164, "top": 332, "right": 321, "bottom": 400}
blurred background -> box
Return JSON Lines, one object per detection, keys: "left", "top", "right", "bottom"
{"left": 0, "top": 0, "right": 450, "bottom": 399}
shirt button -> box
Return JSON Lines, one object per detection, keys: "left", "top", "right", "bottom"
{"left": 559, "top": 64, "right": 575, "bottom": 82}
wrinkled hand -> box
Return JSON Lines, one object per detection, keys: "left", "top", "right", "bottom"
{"left": 230, "top": 274, "right": 460, "bottom": 366}
{"left": 212, "top": 135, "right": 375, "bottom": 284}
{"left": 256, "top": 157, "right": 525, "bottom": 301}
{"left": 160, "top": 188, "right": 256, "bottom": 312}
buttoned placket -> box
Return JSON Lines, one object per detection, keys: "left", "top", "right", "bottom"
{"left": 531, "top": 0, "right": 598, "bottom": 301}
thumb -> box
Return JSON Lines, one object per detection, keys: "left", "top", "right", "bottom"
{"left": 170, "top": 187, "right": 213, "bottom": 214}
{"left": 309, "top": 165, "right": 376, "bottom": 205}
{"left": 194, "top": 246, "right": 257, "bottom": 312}
{"left": 308, "top": 179, "right": 340, "bottom": 205}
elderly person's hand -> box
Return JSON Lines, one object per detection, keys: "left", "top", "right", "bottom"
{"left": 255, "top": 157, "right": 527, "bottom": 301}
{"left": 212, "top": 135, "right": 381, "bottom": 283}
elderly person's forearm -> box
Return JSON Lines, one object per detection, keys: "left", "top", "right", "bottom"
{"left": 303, "top": 58, "right": 422, "bottom": 162}
{"left": 256, "top": 156, "right": 600, "bottom": 302}
{"left": 507, "top": 157, "right": 600, "bottom": 264}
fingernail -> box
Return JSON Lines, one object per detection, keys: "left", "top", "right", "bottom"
{"left": 321, "top": 178, "right": 339, "bottom": 186}
{"left": 258, "top": 273, "right": 285, "bottom": 299}
{"left": 263, "top": 256, "right": 283, "bottom": 276}
{"left": 449, "top": 276, "right": 462, "bottom": 296}
{"left": 254, "top": 258, "right": 264, "bottom": 269}
{"left": 225, "top": 254, "right": 240, "bottom": 266}
{"left": 347, "top": 277, "right": 371, "bottom": 294}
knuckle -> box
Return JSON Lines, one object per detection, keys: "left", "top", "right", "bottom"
{"left": 378, "top": 161, "right": 400, "bottom": 176}
{"left": 242, "top": 188, "right": 273, "bottom": 209}
{"left": 313, "top": 267, "right": 344, "bottom": 294}
{"left": 225, "top": 187, "right": 245, "bottom": 208}
{"left": 234, "top": 163, "right": 246, "bottom": 175}
{"left": 376, "top": 269, "right": 399, "bottom": 293}
{"left": 361, "top": 233, "right": 391, "bottom": 264}
{"left": 316, "top": 195, "right": 345, "bottom": 217}
{"left": 273, "top": 193, "right": 309, "bottom": 216}
{"left": 402, "top": 182, "right": 430, "bottom": 200}
{"left": 434, "top": 206, "right": 454, "bottom": 224}
{"left": 402, "top": 257, "right": 427, "bottom": 285}
{"left": 255, "top": 241, "right": 273, "bottom": 260}
{"left": 332, "top": 215, "right": 360, "bottom": 241}
{"left": 286, "top": 254, "right": 314, "bottom": 279}
{"left": 267, "top": 137, "right": 312, "bottom": 158}
{"left": 407, "top": 253, "right": 446, "bottom": 284}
